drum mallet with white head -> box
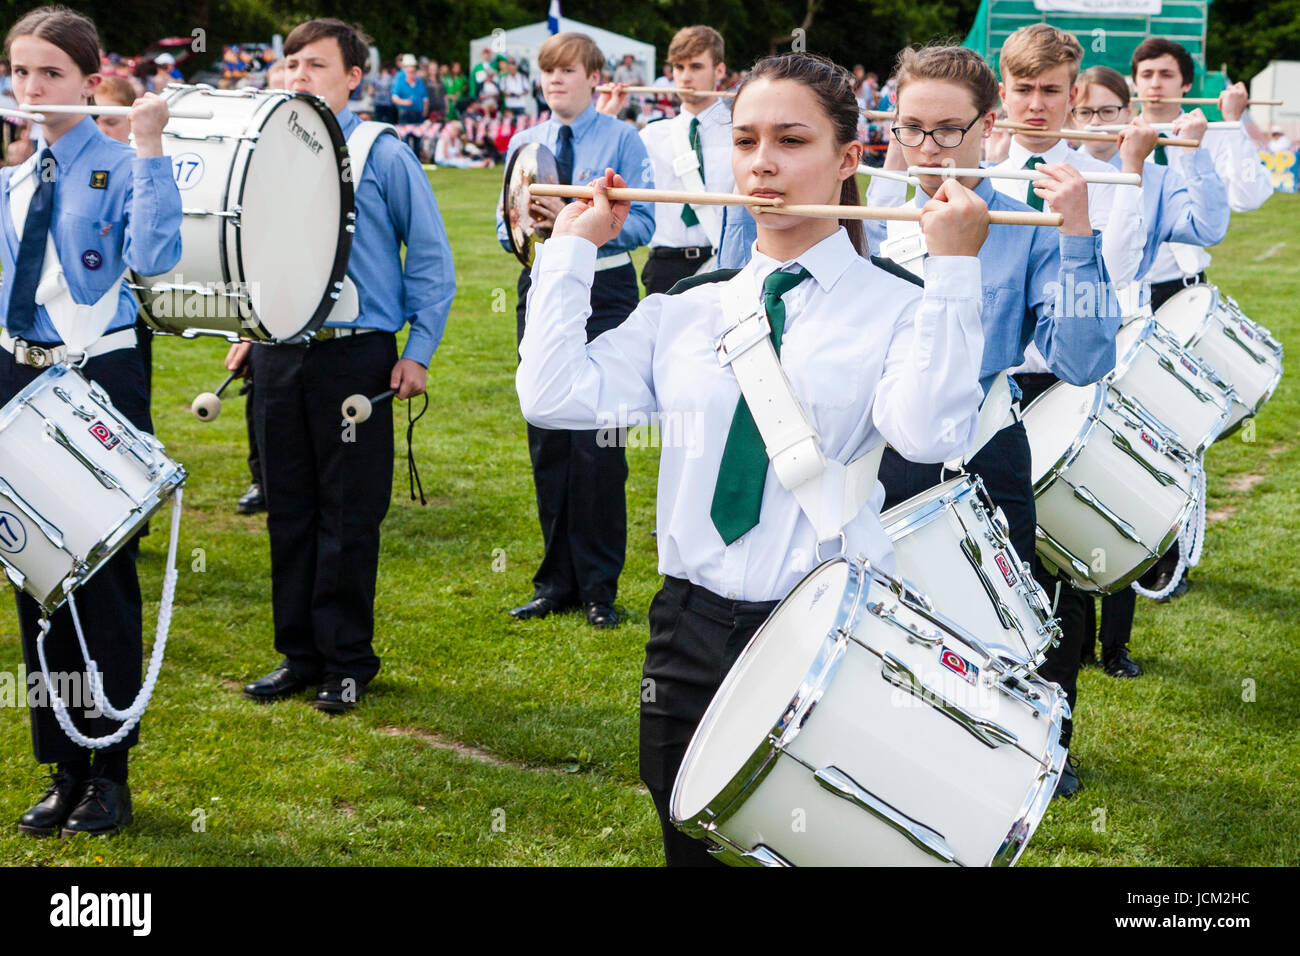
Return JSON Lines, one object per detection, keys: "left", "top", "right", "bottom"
{"left": 192, "top": 373, "right": 238, "bottom": 422}
{"left": 341, "top": 389, "right": 397, "bottom": 424}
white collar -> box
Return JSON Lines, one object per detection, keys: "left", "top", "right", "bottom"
{"left": 746, "top": 227, "right": 858, "bottom": 294}
{"left": 1007, "top": 136, "right": 1069, "bottom": 167}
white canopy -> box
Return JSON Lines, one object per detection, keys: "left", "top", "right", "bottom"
{"left": 469, "top": 18, "right": 656, "bottom": 82}
{"left": 1250, "top": 61, "right": 1300, "bottom": 137}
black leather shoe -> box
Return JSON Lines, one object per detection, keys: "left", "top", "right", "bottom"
{"left": 314, "top": 676, "right": 365, "bottom": 713}
{"left": 586, "top": 603, "right": 620, "bottom": 628}
{"left": 1103, "top": 646, "right": 1141, "bottom": 678}
{"left": 62, "top": 777, "right": 132, "bottom": 837}
{"left": 508, "top": 596, "right": 574, "bottom": 620}
{"left": 1054, "top": 757, "right": 1082, "bottom": 799}
{"left": 243, "top": 666, "right": 312, "bottom": 702}
{"left": 1157, "top": 574, "right": 1191, "bottom": 603}
{"left": 236, "top": 483, "right": 266, "bottom": 515}
{"left": 17, "top": 771, "right": 83, "bottom": 837}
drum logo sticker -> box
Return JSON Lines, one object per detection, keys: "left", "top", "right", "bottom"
{"left": 81, "top": 249, "right": 102, "bottom": 271}
{"left": 89, "top": 421, "right": 120, "bottom": 450}
{"left": 171, "top": 153, "right": 205, "bottom": 191}
{"left": 89, "top": 170, "right": 108, "bottom": 189}
{"left": 1139, "top": 430, "right": 1159, "bottom": 453}
{"left": 940, "top": 647, "right": 978, "bottom": 686}
{"left": 994, "top": 553, "right": 1017, "bottom": 587}
{"left": 0, "top": 510, "right": 26, "bottom": 554}
{"left": 1239, "top": 321, "right": 1255, "bottom": 340}
{"left": 1179, "top": 356, "right": 1198, "bottom": 376}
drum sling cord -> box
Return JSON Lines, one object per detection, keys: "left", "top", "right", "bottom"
{"left": 1131, "top": 461, "right": 1207, "bottom": 601}
{"left": 34, "top": 489, "right": 183, "bottom": 749}
{"left": 406, "top": 393, "right": 429, "bottom": 505}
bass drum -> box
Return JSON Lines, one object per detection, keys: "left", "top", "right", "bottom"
{"left": 132, "top": 85, "right": 354, "bottom": 343}
{"left": 1152, "top": 285, "right": 1283, "bottom": 437}
{"left": 671, "top": 556, "right": 1068, "bottom": 867}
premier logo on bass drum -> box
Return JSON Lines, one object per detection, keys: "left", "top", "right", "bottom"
{"left": 940, "top": 647, "right": 979, "bottom": 686}
{"left": 994, "top": 553, "right": 1017, "bottom": 587}
{"left": 286, "top": 110, "right": 326, "bottom": 156}
{"left": 89, "top": 421, "right": 120, "bottom": 451}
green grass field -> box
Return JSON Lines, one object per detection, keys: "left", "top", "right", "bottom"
{"left": 0, "top": 168, "right": 1296, "bottom": 866}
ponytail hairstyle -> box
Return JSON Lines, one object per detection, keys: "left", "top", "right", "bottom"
{"left": 5, "top": 5, "right": 101, "bottom": 79}
{"left": 733, "top": 53, "right": 866, "bottom": 256}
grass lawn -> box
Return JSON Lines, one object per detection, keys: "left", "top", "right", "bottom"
{"left": 0, "top": 168, "right": 1296, "bottom": 866}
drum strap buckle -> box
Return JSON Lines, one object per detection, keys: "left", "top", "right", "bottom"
{"left": 815, "top": 532, "right": 847, "bottom": 563}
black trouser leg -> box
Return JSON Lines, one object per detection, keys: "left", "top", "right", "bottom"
{"left": 1099, "top": 588, "right": 1136, "bottom": 655}
{"left": 641, "top": 255, "right": 706, "bottom": 297}
{"left": 2, "top": 349, "right": 150, "bottom": 763}
{"left": 525, "top": 423, "right": 580, "bottom": 604}
{"left": 1035, "top": 563, "right": 1089, "bottom": 749}
{"left": 252, "top": 334, "right": 394, "bottom": 685}
{"left": 242, "top": 372, "right": 262, "bottom": 487}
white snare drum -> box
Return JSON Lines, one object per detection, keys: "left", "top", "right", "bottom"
{"left": 1024, "top": 381, "right": 1197, "bottom": 593}
{"left": 1153, "top": 285, "right": 1283, "bottom": 436}
{"left": 1109, "top": 317, "right": 1235, "bottom": 453}
{"left": 0, "top": 365, "right": 186, "bottom": 611}
{"left": 881, "top": 475, "right": 1059, "bottom": 669}
{"left": 133, "top": 85, "right": 354, "bottom": 343}
{"left": 671, "top": 556, "right": 1068, "bottom": 867}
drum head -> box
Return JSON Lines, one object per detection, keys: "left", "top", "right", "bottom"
{"left": 1023, "top": 382, "right": 1101, "bottom": 486}
{"left": 673, "top": 559, "right": 850, "bottom": 823}
{"left": 235, "top": 94, "right": 353, "bottom": 339}
{"left": 503, "top": 143, "right": 558, "bottom": 268}
{"left": 1152, "top": 284, "right": 1214, "bottom": 345}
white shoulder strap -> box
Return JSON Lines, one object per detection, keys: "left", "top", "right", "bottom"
{"left": 716, "top": 271, "right": 884, "bottom": 543}
{"left": 327, "top": 122, "right": 398, "bottom": 326}
{"left": 944, "top": 371, "right": 1014, "bottom": 470}
{"left": 667, "top": 113, "right": 722, "bottom": 249}
{"left": 880, "top": 216, "right": 927, "bottom": 278}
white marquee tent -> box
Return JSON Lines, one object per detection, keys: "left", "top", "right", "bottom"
{"left": 468, "top": 18, "right": 656, "bottom": 84}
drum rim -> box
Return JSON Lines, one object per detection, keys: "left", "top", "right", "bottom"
{"left": 668, "top": 556, "right": 865, "bottom": 841}
{"left": 1026, "top": 381, "right": 1107, "bottom": 493}
{"left": 989, "top": 682, "right": 1070, "bottom": 867}
{"left": 230, "top": 91, "right": 355, "bottom": 343}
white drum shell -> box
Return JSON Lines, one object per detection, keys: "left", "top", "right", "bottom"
{"left": 671, "top": 557, "right": 1067, "bottom": 867}
{"left": 1153, "top": 285, "right": 1283, "bottom": 435}
{"left": 882, "top": 475, "right": 1059, "bottom": 668}
{"left": 0, "top": 365, "right": 185, "bottom": 610}
{"left": 1024, "top": 382, "right": 1196, "bottom": 593}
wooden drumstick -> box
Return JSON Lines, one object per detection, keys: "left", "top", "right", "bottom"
{"left": 191, "top": 372, "right": 238, "bottom": 422}
{"left": 529, "top": 184, "right": 784, "bottom": 207}
{"left": 341, "top": 389, "right": 397, "bottom": 424}
{"left": 597, "top": 84, "right": 734, "bottom": 98}
{"left": 19, "top": 103, "right": 215, "bottom": 119}
{"left": 998, "top": 121, "right": 1199, "bottom": 148}
{"left": 1133, "top": 96, "right": 1283, "bottom": 106}
{"left": 756, "top": 203, "right": 1063, "bottom": 227}
{"left": 908, "top": 165, "right": 1143, "bottom": 186}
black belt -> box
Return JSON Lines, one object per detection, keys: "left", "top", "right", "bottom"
{"left": 649, "top": 246, "right": 714, "bottom": 260}
{"left": 1149, "top": 271, "right": 1206, "bottom": 301}
{"left": 661, "top": 575, "right": 779, "bottom": 625}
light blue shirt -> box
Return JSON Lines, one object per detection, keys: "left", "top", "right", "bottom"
{"left": 860, "top": 179, "right": 1119, "bottom": 399}
{"left": 718, "top": 204, "right": 756, "bottom": 271}
{"left": 496, "top": 104, "right": 654, "bottom": 258}
{"left": 0, "top": 116, "right": 181, "bottom": 342}
{"left": 332, "top": 108, "right": 456, "bottom": 367}
{"left": 1106, "top": 149, "right": 1229, "bottom": 281}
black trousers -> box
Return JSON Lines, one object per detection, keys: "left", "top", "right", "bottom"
{"left": 639, "top": 576, "right": 779, "bottom": 867}
{"left": 240, "top": 371, "right": 262, "bottom": 487}
{"left": 1014, "top": 371, "right": 1086, "bottom": 748}
{"left": 1, "top": 348, "right": 149, "bottom": 762}
{"left": 515, "top": 265, "right": 637, "bottom": 606}
{"left": 250, "top": 332, "right": 396, "bottom": 685}
{"left": 640, "top": 250, "right": 711, "bottom": 297}
{"left": 879, "top": 419, "right": 1037, "bottom": 565}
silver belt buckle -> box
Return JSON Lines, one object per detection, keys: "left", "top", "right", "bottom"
{"left": 685, "top": 247, "right": 701, "bottom": 260}
{"left": 715, "top": 313, "right": 770, "bottom": 366}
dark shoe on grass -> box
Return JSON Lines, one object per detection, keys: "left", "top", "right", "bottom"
{"left": 62, "top": 777, "right": 132, "bottom": 837}
{"left": 18, "top": 770, "right": 83, "bottom": 837}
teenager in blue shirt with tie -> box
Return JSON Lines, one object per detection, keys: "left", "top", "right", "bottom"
{"left": 229, "top": 19, "right": 456, "bottom": 713}
{"left": 496, "top": 32, "right": 654, "bottom": 629}
{"left": 1, "top": 6, "right": 181, "bottom": 837}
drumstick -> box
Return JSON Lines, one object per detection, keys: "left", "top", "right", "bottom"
{"left": 19, "top": 103, "right": 215, "bottom": 119}
{"left": 341, "top": 389, "right": 397, "bottom": 424}
{"left": 998, "top": 121, "right": 1199, "bottom": 147}
{"left": 191, "top": 372, "right": 238, "bottom": 422}
{"left": 529, "top": 184, "right": 784, "bottom": 207}
{"left": 856, "top": 165, "right": 921, "bottom": 186}
{"left": 1089, "top": 121, "right": 1242, "bottom": 132}
{"left": 1133, "top": 96, "right": 1282, "bottom": 106}
{"left": 907, "top": 165, "right": 1142, "bottom": 186}
{"left": 0, "top": 105, "right": 44, "bottom": 121}
{"left": 531, "top": 183, "right": 1062, "bottom": 226}
{"left": 597, "top": 84, "right": 734, "bottom": 97}
{"left": 757, "top": 203, "right": 1063, "bottom": 227}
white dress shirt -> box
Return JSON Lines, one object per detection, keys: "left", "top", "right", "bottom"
{"left": 639, "top": 98, "right": 734, "bottom": 249}
{"left": 993, "top": 138, "right": 1144, "bottom": 372}
{"left": 517, "top": 228, "right": 985, "bottom": 602}
{"left": 1145, "top": 117, "right": 1274, "bottom": 282}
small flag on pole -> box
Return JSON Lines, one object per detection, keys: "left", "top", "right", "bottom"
{"left": 548, "top": 0, "right": 561, "bottom": 35}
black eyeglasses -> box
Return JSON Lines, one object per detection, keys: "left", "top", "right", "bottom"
{"left": 1071, "top": 105, "right": 1124, "bottom": 122}
{"left": 890, "top": 114, "right": 982, "bottom": 149}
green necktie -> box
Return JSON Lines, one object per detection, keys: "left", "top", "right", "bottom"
{"left": 1024, "top": 155, "right": 1046, "bottom": 210}
{"left": 681, "top": 117, "right": 704, "bottom": 227}
{"left": 1153, "top": 144, "right": 1168, "bottom": 166}
{"left": 710, "top": 267, "right": 812, "bottom": 544}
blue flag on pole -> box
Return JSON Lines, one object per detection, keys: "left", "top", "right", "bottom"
{"left": 548, "top": 0, "right": 561, "bottom": 34}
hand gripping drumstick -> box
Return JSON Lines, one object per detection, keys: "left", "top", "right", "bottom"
{"left": 528, "top": 183, "right": 1064, "bottom": 227}
{"left": 341, "top": 389, "right": 397, "bottom": 424}
{"left": 191, "top": 372, "right": 238, "bottom": 422}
